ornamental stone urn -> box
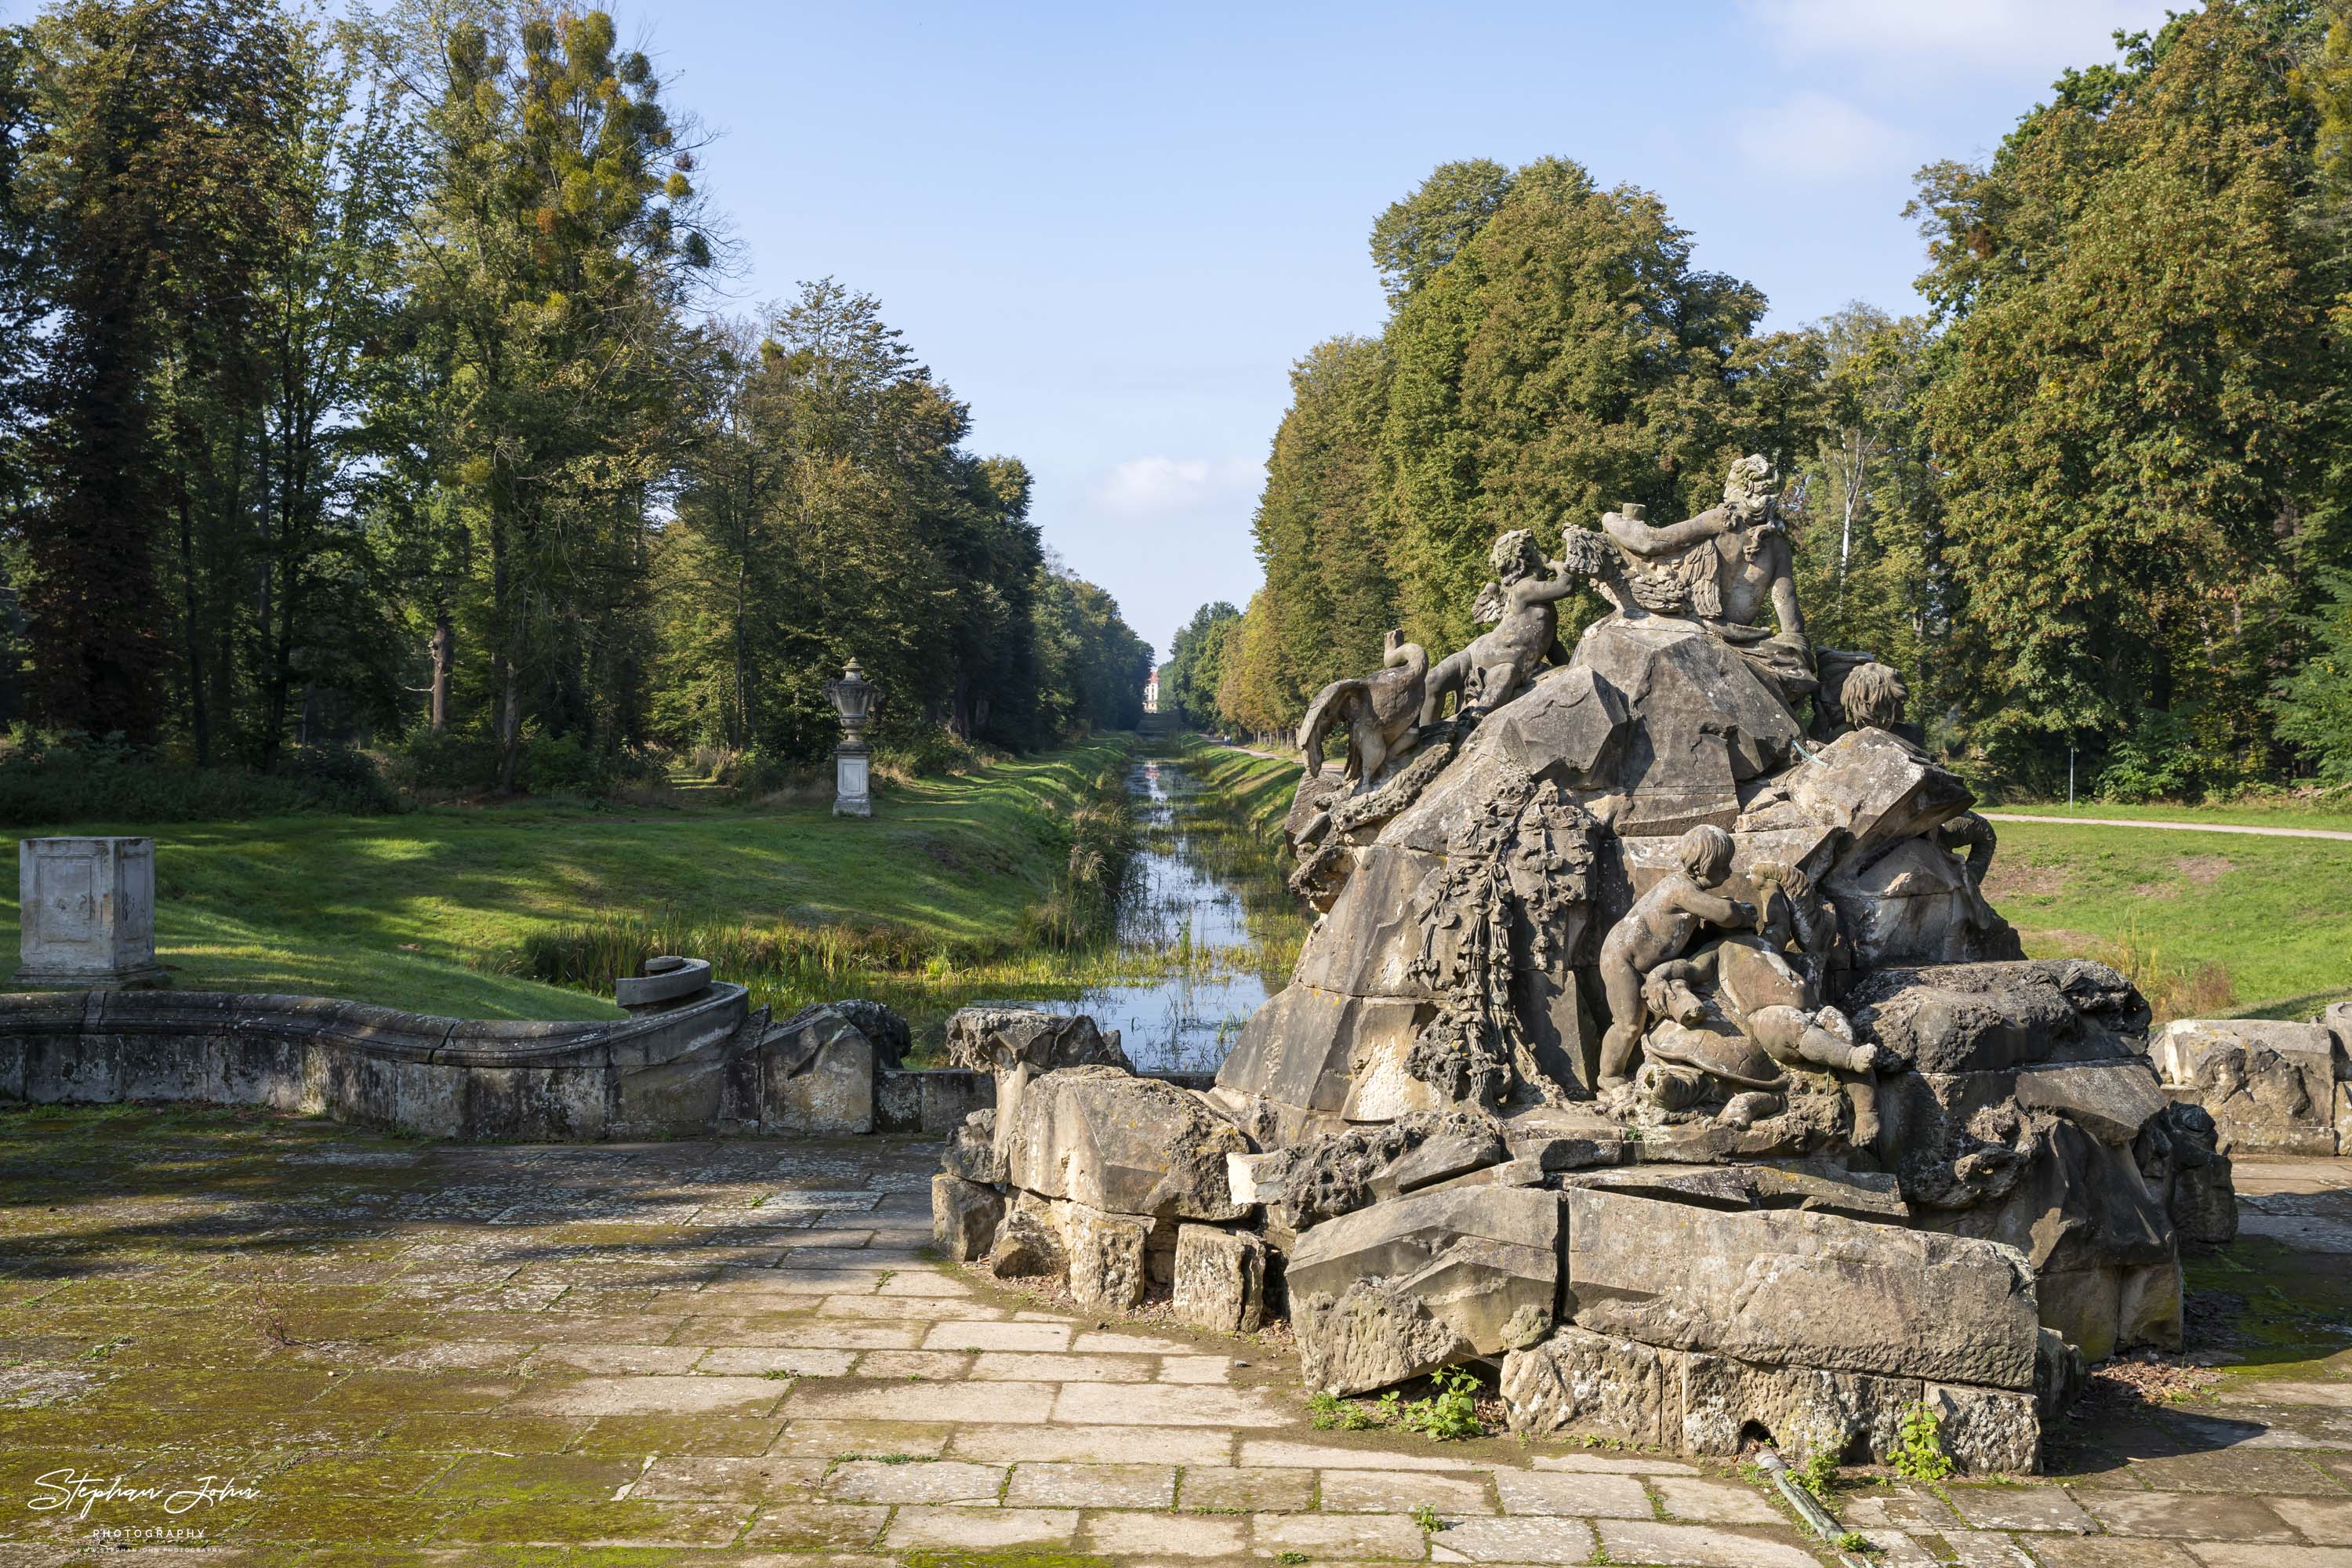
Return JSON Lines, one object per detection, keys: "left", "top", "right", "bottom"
{"left": 823, "top": 659, "right": 877, "bottom": 818}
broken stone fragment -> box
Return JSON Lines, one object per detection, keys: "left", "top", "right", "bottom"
{"left": 2153, "top": 1018, "right": 2342, "bottom": 1156}
{"left": 1367, "top": 1128, "right": 1509, "bottom": 1200}
{"left": 1848, "top": 960, "right": 2147, "bottom": 1075}
{"left": 1563, "top": 1187, "right": 2040, "bottom": 1390}
{"left": 1501, "top": 1325, "right": 1671, "bottom": 1446}
{"left": 1285, "top": 1185, "right": 1559, "bottom": 1359}
{"left": 942, "top": 1108, "right": 1004, "bottom": 1184}
{"left": 986, "top": 1202, "right": 1063, "bottom": 1279}
{"left": 1789, "top": 726, "right": 1973, "bottom": 873}
{"left": 931, "top": 1174, "right": 1004, "bottom": 1263}
{"left": 1173, "top": 1223, "right": 1267, "bottom": 1334}
{"left": 1559, "top": 1158, "right": 1908, "bottom": 1222}
{"left": 1002, "top": 1066, "right": 1249, "bottom": 1222}
{"left": 2035, "top": 1327, "right": 2086, "bottom": 1422}
{"left": 1501, "top": 1326, "right": 2042, "bottom": 1473}
{"left": 1294, "top": 1279, "right": 1476, "bottom": 1397}
{"left": 1065, "top": 1202, "right": 1150, "bottom": 1312}
{"left": 945, "top": 1006, "right": 1132, "bottom": 1075}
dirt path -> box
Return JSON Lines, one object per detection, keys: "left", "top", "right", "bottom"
{"left": 1983, "top": 812, "right": 2352, "bottom": 843}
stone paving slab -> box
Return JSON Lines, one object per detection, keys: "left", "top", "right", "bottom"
{"left": 12, "top": 1112, "right": 2352, "bottom": 1566}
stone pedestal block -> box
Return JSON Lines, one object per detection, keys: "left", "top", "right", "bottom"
{"left": 15, "top": 837, "right": 167, "bottom": 990}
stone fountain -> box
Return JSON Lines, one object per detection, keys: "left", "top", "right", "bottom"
{"left": 932, "top": 458, "right": 2235, "bottom": 1474}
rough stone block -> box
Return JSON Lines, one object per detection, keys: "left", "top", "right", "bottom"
{"left": 1476, "top": 664, "right": 1628, "bottom": 789}
{"left": 1066, "top": 1203, "right": 1150, "bottom": 1311}
{"left": 1173, "top": 1224, "right": 1265, "bottom": 1334}
{"left": 943, "top": 1109, "right": 1004, "bottom": 1184}
{"left": 1500, "top": 1325, "right": 1671, "bottom": 1446}
{"left": 2169, "top": 1149, "right": 2238, "bottom": 1244}
{"left": 1367, "top": 1128, "right": 1507, "bottom": 1200}
{"left": 757, "top": 1004, "right": 881, "bottom": 1134}
{"left": 2117, "top": 1257, "right": 2183, "bottom": 1352}
{"left": 1924, "top": 1383, "right": 2040, "bottom": 1475}
{"left": 2154, "top": 1018, "right": 2341, "bottom": 1156}
{"left": 1286, "top": 1185, "right": 1560, "bottom": 1356}
{"left": 1790, "top": 727, "right": 1973, "bottom": 872}
{"left": 2035, "top": 1327, "right": 2086, "bottom": 1422}
{"left": 1294, "top": 1279, "right": 1474, "bottom": 1396}
{"left": 932, "top": 1174, "right": 1004, "bottom": 1263}
{"left": 1849, "top": 960, "right": 2148, "bottom": 1074}
{"left": 1288, "top": 845, "right": 1443, "bottom": 1000}
{"left": 1564, "top": 1187, "right": 2038, "bottom": 1389}
{"left": 1828, "top": 837, "right": 2002, "bottom": 969}
{"left": 1679, "top": 1351, "right": 1918, "bottom": 1467}
{"left": 1213, "top": 983, "right": 1422, "bottom": 1121}
{"left": 988, "top": 1202, "right": 1064, "bottom": 1280}
{"left": 2013, "top": 1062, "right": 2169, "bottom": 1145}
{"left": 2034, "top": 1265, "right": 2121, "bottom": 1363}
{"left": 1004, "top": 1066, "right": 1248, "bottom": 1221}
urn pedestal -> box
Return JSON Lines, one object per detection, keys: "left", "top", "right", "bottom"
{"left": 14, "top": 836, "right": 169, "bottom": 990}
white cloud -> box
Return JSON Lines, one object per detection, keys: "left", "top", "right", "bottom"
{"left": 1737, "top": 92, "right": 1916, "bottom": 182}
{"left": 1091, "top": 455, "right": 1261, "bottom": 521}
{"left": 1744, "top": 0, "right": 2176, "bottom": 77}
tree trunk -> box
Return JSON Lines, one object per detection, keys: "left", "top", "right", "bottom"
{"left": 172, "top": 452, "right": 212, "bottom": 768}
{"left": 429, "top": 612, "right": 453, "bottom": 732}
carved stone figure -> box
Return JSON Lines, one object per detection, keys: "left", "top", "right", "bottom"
{"left": 1595, "top": 824, "right": 1755, "bottom": 1088}
{"left": 1298, "top": 630, "right": 1427, "bottom": 795}
{"left": 1419, "top": 528, "right": 1610, "bottom": 726}
{"left": 1595, "top": 456, "right": 1817, "bottom": 706}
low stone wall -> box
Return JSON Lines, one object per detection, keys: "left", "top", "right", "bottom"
{"left": 0, "top": 990, "right": 1216, "bottom": 1142}
{"left": 0, "top": 986, "right": 753, "bottom": 1140}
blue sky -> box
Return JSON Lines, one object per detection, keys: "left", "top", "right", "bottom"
{"left": 645, "top": 1, "right": 2174, "bottom": 661}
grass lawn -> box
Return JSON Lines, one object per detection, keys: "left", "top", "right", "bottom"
{"left": 1985, "top": 797, "right": 2352, "bottom": 834}
{"left": 1, "top": 742, "right": 1127, "bottom": 1021}
{"left": 1987, "top": 820, "right": 2352, "bottom": 1022}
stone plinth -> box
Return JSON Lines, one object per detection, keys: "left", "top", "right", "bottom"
{"left": 15, "top": 837, "right": 167, "bottom": 990}
{"left": 834, "top": 742, "right": 873, "bottom": 818}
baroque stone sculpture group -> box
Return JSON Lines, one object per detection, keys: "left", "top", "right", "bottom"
{"left": 931, "top": 460, "right": 2241, "bottom": 1474}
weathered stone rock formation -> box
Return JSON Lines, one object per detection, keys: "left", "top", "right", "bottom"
{"left": 935, "top": 462, "right": 2238, "bottom": 1475}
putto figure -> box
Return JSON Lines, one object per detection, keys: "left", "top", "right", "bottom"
{"left": 1418, "top": 528, "right": 1608, "bottom": 727}
{"left": 1594, "top": 824, "right": 1755, "bottom": 1088}
{"left": 1297, "top": 630, "right": 1428, "bottom": 793}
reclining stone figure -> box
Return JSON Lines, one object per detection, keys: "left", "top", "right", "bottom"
{"left": 1592, "top": 456, "right": 1818, "bottom": 709}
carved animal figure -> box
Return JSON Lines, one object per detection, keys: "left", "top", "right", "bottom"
{"left": 1298, "top": 630, "right": 1428, "bottom": 793}
{"left": 1595, "top": 825, "right": 1755, "bottom": 1088}
{"left": 1419, "top": 530, "right": 1595, "bottom": 727}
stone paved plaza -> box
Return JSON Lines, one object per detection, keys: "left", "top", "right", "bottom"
{"left": 3, "top": 1107, "right": 2352, "bottom": 1566}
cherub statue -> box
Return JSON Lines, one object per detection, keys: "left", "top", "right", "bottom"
{"left": 1297, "top": 630, "right": 1428, "bottom": 794}
{"left": 1419, "top": 528, "right": 1610, "bottom": 728}
{"left": 1595, "top": 824, "right": 1755, "bottom": 1088}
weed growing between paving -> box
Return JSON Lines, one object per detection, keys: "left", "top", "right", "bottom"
{"left": 1892, "top": 1402, "right": 1954, "bottom": 1481}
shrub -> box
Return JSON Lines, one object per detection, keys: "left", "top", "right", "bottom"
{"left": 383, "top": 728, "right": 502, "bottom": 795}
{"left": 273, "top": 744, "right": 399, "bottom": 814}
{"left": 0, "top": 732, "right": 400, "bottom": 826}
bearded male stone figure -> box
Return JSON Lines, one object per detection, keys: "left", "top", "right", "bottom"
{"left": 1600, "top": 455, "right": 1817, "bottom": 707}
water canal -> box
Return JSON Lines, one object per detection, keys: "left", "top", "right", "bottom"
{"left": 1040, "top": 753, "right": 1305, "bottom": 1075}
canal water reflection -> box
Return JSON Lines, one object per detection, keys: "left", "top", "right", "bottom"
{"left": 1039, "top": 755, "right": 1302, "bottom": 1075}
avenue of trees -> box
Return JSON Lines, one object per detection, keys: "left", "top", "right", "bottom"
{"left": 1175, "top": 1, "right": 2352, "bottom": 800}
{"left": 0, "top": 0, "right": 1149, "bottom": 797}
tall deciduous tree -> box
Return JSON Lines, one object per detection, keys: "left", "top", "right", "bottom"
{"left": 1911, "top": 4, "right": 2342, "bottom": 786}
